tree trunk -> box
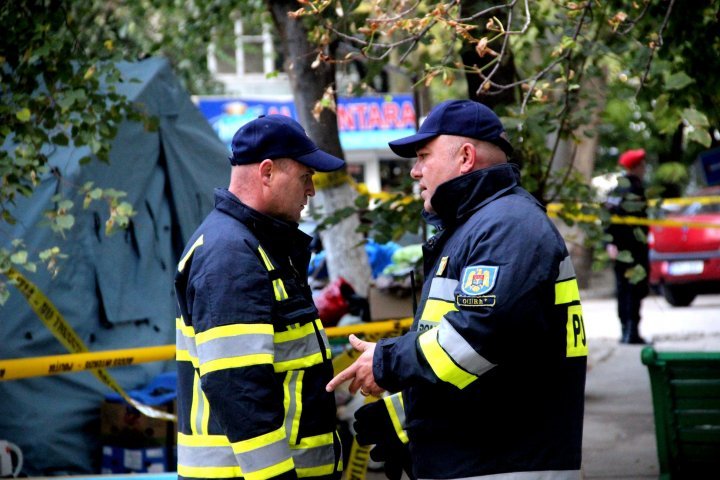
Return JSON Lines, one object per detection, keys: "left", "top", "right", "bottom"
{"left": 266, "top": 0, "right": 371, "bottom": 296}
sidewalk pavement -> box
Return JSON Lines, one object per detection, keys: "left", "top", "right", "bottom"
{"left": 581, "top": 288, "right": 720, "bottom": 480}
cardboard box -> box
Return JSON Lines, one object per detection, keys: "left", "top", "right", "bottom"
{"left": 100, "top": 399, "right": 176, "bottom": 449}
{"left": 368, "top": 285, "right": 416, "bottom": 320}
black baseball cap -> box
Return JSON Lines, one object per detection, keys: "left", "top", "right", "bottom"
{"left": 229, "top": 114, "right": 345, "bottom": 172}
{"left": 388, "top": 100, "right": 513, "bottom": 158}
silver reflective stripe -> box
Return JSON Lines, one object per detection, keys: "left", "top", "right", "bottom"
{"left": 420, "top": 469, "right": 581, "bottom": 480}
{"left": 177, "top": 324, "right": 198, "bottom": 360}
{"left": 318, "top": 325, "right": 331, "bottom": 351}
{"left": 275, "top": 334, "right": 322, "bottom": 364}
{"left": 437, "top": 320, "right": 495, "bottom": 376}
{"left": 556, "top": 255, "right": 576, "bottom": 282}
{"left": 386, "top": 393, "right": 406, "bottom": 429}
{"left": 236, "top": 437, "right": 292, "bottom": 475}
{"left": 178, "top": 443, "right": 236, "bottom": 468}
{"left": 291, "top": 440, "right": 335, "bottom": 469}
{"left": 429, "top": 277, "right": 459, "bottom": 301}
{"left": 284, "top": 371, "right": 300, "bottom": 442}
{"left": 197, "top": 334, "right": 273, "bottom": 364}
{"left": 193, "top": 377, "right": 206, "bottom": 434}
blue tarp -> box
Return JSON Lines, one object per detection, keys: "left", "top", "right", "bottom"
{"left": 1, "top": 58, "right": 229, "bottom": 476}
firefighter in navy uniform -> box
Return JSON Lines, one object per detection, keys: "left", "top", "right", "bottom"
{"left": 175, "top": 115, "right": 345, "bottom": 480}
{"left": 327, "top": 100, "right": 587, "bottom": 480}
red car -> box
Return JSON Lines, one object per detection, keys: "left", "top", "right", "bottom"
{"left": 648, "top": 186, "right": 720, "bottom": 306}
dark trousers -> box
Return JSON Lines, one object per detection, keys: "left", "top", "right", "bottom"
{"left": 614, "top": 268, "right": 648, "bottom": 343}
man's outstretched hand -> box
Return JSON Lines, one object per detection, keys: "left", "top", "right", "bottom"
{"left": 326, "top": 334, "right": 384, "bottom": 396}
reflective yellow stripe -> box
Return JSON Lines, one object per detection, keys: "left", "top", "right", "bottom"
{"left": 200, "top": 354, "right": 274, "bottom": 376}
{"left": 383, "top": 395, "right": 409, "bottom": 444}
{"left": 258, "top": 246, "right": 275, "bottom": 271}
{"left": 285, "top": 370, "right": 305, "bottom": 446}
{"left": 420, "top": 298, "right": 457, "bottom": 322}
{"left": 566, "top": 304, "right": 588, "bottom": 357}
{"left": 294, "top": 432, "right": 334, "bottom": 448}
{"left": 273, "top": 279, "right": 289, "bottom": 301}
{"left": 244, "top": 458, "right": 295, "bottom": 480}
{"left": 177, "top": 464, "right": 243, "bottom": 479}
{"left": 275, "top": 321, "right": 318, "bottom": 343}
{"left": 178, "top": 432, "right": 232, "bottom": 447}
{"left": 176, "top": 349, "right": 194, "bottom": 363}
{"left": 418, "top": 328, "right": 477, "bottom": 389}
{"left": 179, "top": 235, "right": 204, "bottom": 272}
{"left": 297, "top": 464, "right": 335, "bottom": 478}
{"left": 274, "top": 352, "right": 326, "bottom": 372}
{"left": 555, "top": 278, "right": 580, "bottom": 305}
{"left": 176, "top": 317, "right": 195, "bottom": 337}
{"left": 232, "top": 425, "right": 287, "bottom": 453}
{"left": 196, "top": 323, "right": 274, "bottom": 344}
{"left": 258, "top": 246, "right": 288, "bottom": 301}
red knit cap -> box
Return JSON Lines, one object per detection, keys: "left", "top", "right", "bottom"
{"left": 618, "top": 149, "right": 646, "bottom": 169}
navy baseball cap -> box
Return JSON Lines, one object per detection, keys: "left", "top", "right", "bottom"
{"left": 388, "top": 100, "right": 513, "bottom": 158}
{"left": 229, "top": 114, "right": 345, "bottom": 172}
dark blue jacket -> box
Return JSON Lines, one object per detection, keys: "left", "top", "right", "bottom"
{"left": 175, "top": 188, "right": 342, "bottom": 480}
{"left": 373, "top": 164, "right": 587, "bottom": 479}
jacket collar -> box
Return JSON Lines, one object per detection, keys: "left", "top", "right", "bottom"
{"left": 430, "top": 163, "right": 521, "bottom": 228}
{"left": 213, "top": 188, "right": 312, "bottom": 254}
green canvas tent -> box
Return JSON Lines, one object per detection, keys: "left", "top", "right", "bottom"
{"left": 1, "top": 57, "right": 229, "bottom": 475}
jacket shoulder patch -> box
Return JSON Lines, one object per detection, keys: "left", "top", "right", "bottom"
{"left": 460, "top": 265, "right": 498, "bottom": 295}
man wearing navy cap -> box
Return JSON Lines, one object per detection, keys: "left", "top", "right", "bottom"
{"left": 175, "top": 115, "right": 345, "bottom": 480}
{"left": 328, "top": 100, "right": 587, "bottom": 479}
{"left": 605, "top": 148, "right": 650, "bottom": 344}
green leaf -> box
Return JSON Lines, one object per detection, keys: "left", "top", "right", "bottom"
{"left": 16, "top": 108, "right": 32, "bottom": 122}
{"left": 10, "top": 251, "right": 28, "bottom": 265}
{"left": 55, "top": 214, "right": 75, "bottom": 230}
{"left": 686, "top": 127, "right": 712, "bottom": 148}
{"left": 665, "top": 72, "right": 693, "bottom": 91}
{"left": 682, "top": 108, "right": 709, "bottom": 128}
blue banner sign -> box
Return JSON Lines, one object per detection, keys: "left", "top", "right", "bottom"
{"left": 195, "top": 95, "right": 417, "bottom": 151}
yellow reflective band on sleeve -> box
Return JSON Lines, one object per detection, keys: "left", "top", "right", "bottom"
{"left": 566, "top": 304, "right": 588, "bottom": 357}
{"left": 175, "top": 348, "right": 196, "bottom": 365}
{"left": 178, "top": 432, "right": 232, "bottom": 447}
{"left": 555, "top": 278, "right": 581, "bottom": 305}
{"left": 178, "top": 235, "right": 204, "bottom": 272}
{"left": 294, "top": 432, "right": 334, "bottom": 449}
{"left": 418, "top": 328, "right": 477, "bottom": 389}
{"left": 274, "top": 320, "right": 317, "bottom": 342}
{"left": 420, "top": 298, "right": 458, "bottom": 323}
{"left": 196, "top": 323, "right": 274, "bottom": 345}
{"left": 232, "top": 425, "right": 287, "bottom": 454}
{"left": 199, "top": 354, "right": 274, "bottom": 376}
{"left": 177, "top": 464, "right": 243, "bottom": 479}
{"left": 274, "top": 352, "right": 325, "bottom": 373}
{"left": 383, "top": 395, "right": 409, "bottom": 444}
{"left": 243, "top": 458, "right": 295, "bottom": 480}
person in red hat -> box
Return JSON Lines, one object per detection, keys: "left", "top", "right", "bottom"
{"left": 605, "top": 148, "right": 650, "bottom": 344}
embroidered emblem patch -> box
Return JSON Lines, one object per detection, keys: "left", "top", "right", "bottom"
{"left": 460, "top": 265, "right": 498, "bottom": 295}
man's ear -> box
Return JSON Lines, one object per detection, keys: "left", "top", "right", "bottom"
{"left": 258, "top": 159, "right": 274, "bottom": 185}
{"left": 458, "top": 143, "right": 477, "bottom": 174}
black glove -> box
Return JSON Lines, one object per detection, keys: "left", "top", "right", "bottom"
{"left": 354, "top": 397, "right": 415, "bottom": 480}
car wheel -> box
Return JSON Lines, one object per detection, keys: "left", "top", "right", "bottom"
{"left": 661, "top": 285, "right": 697, "bottom": 307}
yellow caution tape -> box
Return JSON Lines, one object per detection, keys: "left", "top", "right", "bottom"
{"left": 344, "top": 395, "right": 381, "bottom": 480}
{"left": 4, "top": 267, "right": 176, "bottom": 421}
{"left": 326, "top": 318, "right": 413, "bottom": 340}
{"left": 0, "top": 318, "right": 413, "bottom": 381}
{"left": 0, "top": 345, "right": 175, "bottom": 381}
